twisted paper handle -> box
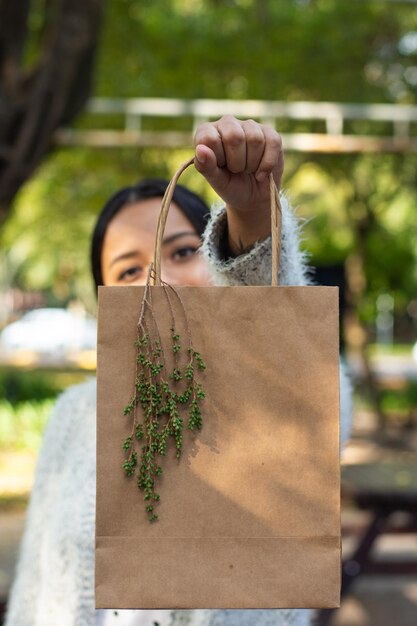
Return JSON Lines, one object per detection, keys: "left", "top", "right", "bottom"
{"left": 152, "top": 157, "right": 282, "bottom": 287}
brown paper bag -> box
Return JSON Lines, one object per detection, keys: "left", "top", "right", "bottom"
{"left": 95, "top": 160, "right": 341, "bottom": 610}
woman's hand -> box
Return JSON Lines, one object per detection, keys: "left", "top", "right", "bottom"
{"left": 194, "top": 116, "right": 283, "bottom": 256}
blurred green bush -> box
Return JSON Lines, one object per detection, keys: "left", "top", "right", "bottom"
{"left": 380, "top": 383, "right": 417, "bottom": 419}
{"left": 0, "top": 369, "right": 88, "bottom": 452}
{"left": 0, "top": 398, "right": 54, "bottom": 452}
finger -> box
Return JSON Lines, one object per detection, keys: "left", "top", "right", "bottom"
{"left": 242, "top": 119, "right": 265, "bottom": 174}
{"left": 194, "top": 144, "right": 230, "bottom": 194}
{"left": 214, "top": 116, "right": 246, "bottom": 174}
{"left": 255, "top": 127, "right": 283, "bottom": 187}
{"left": 194, "top": 123, "right": 226, "bottom": 168}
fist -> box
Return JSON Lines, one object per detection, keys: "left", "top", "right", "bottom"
{"left": 194, "top": 115, "right": 283, "bottom": 214}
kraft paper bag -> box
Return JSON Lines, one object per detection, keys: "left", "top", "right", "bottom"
{"left": 95, "top": 161, "right": 341, "bottom": 610}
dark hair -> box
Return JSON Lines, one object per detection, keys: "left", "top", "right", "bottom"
{"left": 91, "top": 178, "right": 210, "bottom": 289}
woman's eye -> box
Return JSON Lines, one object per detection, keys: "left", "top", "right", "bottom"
{"left": 118, "top": 267, "right": 142, "bottom": 281}
{"left": 172, "top": 246, "right": 198, "bottom": 261}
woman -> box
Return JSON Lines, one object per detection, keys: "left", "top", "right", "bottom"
{"left": 5, "top": 117, "right": 351, "bottom": 626}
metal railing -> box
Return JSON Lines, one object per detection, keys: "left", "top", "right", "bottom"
{"left": 55, "top": 98, "right": 417, "bottom": 153}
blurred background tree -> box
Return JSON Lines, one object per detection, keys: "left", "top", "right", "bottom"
{"left": 0, "top": 0, "right": 103, "bottom": 220}
{"left": 1, "top": 0, "right": 416, "bottom": 333}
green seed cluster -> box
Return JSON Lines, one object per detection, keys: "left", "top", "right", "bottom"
{"left": 123, "top": 330, "right": 206, "bottom": 522}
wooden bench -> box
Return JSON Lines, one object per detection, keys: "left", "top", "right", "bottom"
{"left": 316, "top": 452, "right": 417, "bottom": 625}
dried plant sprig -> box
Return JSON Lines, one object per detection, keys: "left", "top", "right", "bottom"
{"left": 122, "top": 276, "right": 206, "bottom": 523}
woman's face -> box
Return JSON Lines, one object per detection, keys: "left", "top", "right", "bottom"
{"left": 101, "top": 198, "right": 213, "bottom": 287}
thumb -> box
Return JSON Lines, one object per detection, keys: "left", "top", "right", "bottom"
{"left": 194, "top": 145, "right": 229, "bottom": 194}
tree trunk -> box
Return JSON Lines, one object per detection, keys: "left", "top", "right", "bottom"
{"left": 344, "top": 190, "right": 389, "bottom": 434}
{"left": 0, "top": 0, "right": 104, "bottom": 222}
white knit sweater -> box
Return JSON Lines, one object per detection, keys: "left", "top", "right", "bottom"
{"left": 5, "top": 197, "right": 352, "bottom": 626}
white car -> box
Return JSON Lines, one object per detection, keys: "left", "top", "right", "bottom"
{"left": 0, "top": 308, "right": 97, "bottom": 356}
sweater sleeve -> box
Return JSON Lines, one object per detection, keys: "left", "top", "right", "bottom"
{"left": 4, "top": 384, "right": 85, "bottom": 626}
{"left": 199, "top": 193, "right": 311, "bottom": 287}
{"left": 199, "top": 194, "right": 352, "bottom": 451}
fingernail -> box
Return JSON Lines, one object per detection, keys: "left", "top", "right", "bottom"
{"left": 256, "top": 171, "right": 266, "bottom": 182}
{"left": 196, "top": 146, "right": 206, "bottom": 165}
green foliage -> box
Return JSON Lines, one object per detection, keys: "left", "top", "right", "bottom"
{"left": 0, "top": 369, "right": 88, "bottom": 452}
{"left": 2, "top": 0, "right": 417, "bottom": 326}
{"left": 94, "top": 0, "right": 411, "bottom": 103}
{"left": 0, "top": 398, "right": 54, "bottom": 453}
{"left": 0, "top": 148, "right": 146, "bottom": 312}
{"left": 380, "top": 383, "right": 417, "bottom": 417}
{"left": 0, "top": 368, "right": 84, "bottom": 403}
{"left": 287, "top": 152, "right": 417, "bottom": 321}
